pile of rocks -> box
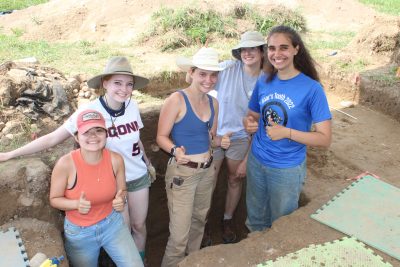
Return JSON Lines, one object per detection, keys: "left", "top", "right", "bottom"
{"left": 0, "top": 59, "right": 101, "bottom": 146}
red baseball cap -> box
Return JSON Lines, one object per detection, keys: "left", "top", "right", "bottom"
{"left": 77, "top": 109, "right": 106, "bottom": 134}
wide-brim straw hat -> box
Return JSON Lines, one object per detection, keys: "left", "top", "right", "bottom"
{"left": 176, "top": 47, "right": 224, "bottom": 72}
{"left": 231, "top": 31, "right": 266, "bottom": 61}
{"left": 87, "top": 56, "right": 149, "bottom": 90}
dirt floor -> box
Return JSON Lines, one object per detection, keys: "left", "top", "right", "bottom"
{"left": 0, "top": 0, "right": 399, "bottom": 267}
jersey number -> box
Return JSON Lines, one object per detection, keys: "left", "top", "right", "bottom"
{"left": 132, "top": 142, "right": 141, "bottom": 156}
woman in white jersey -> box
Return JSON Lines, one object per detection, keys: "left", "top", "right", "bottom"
{"left": 0, "top": 56, "right": 152, "bottom": 263}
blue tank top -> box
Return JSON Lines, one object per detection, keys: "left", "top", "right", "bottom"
{"left": 171, "top": 91, "right": 214, "bottom": 155}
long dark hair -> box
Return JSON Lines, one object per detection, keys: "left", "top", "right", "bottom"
{"left": 264, "top": 25, "right": 320, "bottom": 82}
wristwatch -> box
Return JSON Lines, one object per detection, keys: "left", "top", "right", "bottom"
{"left": 170, "top": 146, "right": 177, "bottom": 157}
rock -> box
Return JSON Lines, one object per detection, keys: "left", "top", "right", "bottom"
{"left": 0, "top": 77, "right": 17, "bottom": 105}
{"left": 73, "top": 74, "right": 88, "bottom": 83}
{"left": 13, "top": 57, "right": 39, "bottom": 64}
{"left": 30, "top": 252, "right": 48, "bottom": 267}
{"left": 0, "top": 136, "right": 11, "bottom": 146}
{"left": 151, "top": 144, "right": 160, "bottom": 152}
{"left": 67, "top": 77, "right": 80, "bottom": 90}
{"left": 0, "top": 121, "right": 5, "bottom": 131}
{"left": 8, "top": 68, "right": 29, "bottom": 84}
{"left": 340, "top": 100, "right": 355, "bottom": 108}
{"left": 2, "top": 120, "right": 22, "bottom": 134}
{"left": 19, "top": 195, "right": 34, "bottom": 207}
{"left": 5, "top": 133, "right": 14, "bottom": 139}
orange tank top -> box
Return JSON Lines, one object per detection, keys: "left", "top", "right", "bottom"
{"left": 65, "top": 148, "right": 116, "bottom": 226}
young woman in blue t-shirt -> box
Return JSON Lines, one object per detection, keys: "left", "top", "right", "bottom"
{"left": 243, "top": 25, "right": 332, "bottom": 231}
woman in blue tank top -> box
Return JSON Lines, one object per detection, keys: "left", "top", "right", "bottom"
{"left": 244, "top": 26, "right": 332, "bottom": 232}
{"left": 156, "top": 47, "right": 230, "bottom": 267}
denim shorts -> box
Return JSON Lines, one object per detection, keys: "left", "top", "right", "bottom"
{"left": 213, "top": 137, "right": 250, "bottom": 161}
{"left": 245, "top": 151, "right": 306, "bottom": 232}
{"left": 64, "top": 210, "right": 143, "bottom": 267}
{"left": 126, "top": 172, "right": 151, "bottom": 192}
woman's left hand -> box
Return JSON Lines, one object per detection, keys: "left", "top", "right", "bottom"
{"left": 220, "top": 132, "right": 232, "bottom": 149}
{"left": 266, "top": 119, "right": 290, "bottom": 141}
{"left": 112, "top": 189, "right": 125, "bottom": 212}
{"left": 235, "top": 160, "right": 247, "bottom": 179}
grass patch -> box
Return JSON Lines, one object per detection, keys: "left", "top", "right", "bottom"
{"left": 0, "top": 34, "right": 135, "bottom": 76}
{"left": 306, "top": 30, "right": 356, "bottom": 63}
{"left": 358, "top": 0, "right": 400, "bottom": 16}
{"left": 144, "top": 4, "right": 307, "bottom": 51}
{"left": 0, "top": 0, "right": 48, "bottom": 10}
{"left": 148, "top": 7, "right": 237, "bottom": 50}
{"left": 338, "top": 58, "right": 369, "bottom": 72}
{"left": 241, "top": 5, "right": 307, "bottom": 34}
{"left": 369, "top": 74, "right": 399, "bottom": 86}
{"left": 307, "top": 31, "right": 356, "bottom": 51}
{"left": 366, "top": 67, "right": 399, "bottom": 87}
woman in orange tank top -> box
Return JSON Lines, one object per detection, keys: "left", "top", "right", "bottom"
{"left": 49, "top": 109, "right": 143, "bottom": 267}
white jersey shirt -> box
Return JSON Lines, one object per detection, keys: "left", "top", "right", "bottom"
{"left": 64, "top": 98, "right": 147, "bottom": 181}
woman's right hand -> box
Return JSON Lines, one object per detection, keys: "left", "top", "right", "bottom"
{"left": 175, "top": 146, "right": 190, "bottom": 164}
{"left": 243, "top": 115, "right": 259, "bottom": 134}
{"left": 77, "top": 191, "right": 91, "bottom": 214}
{"left": 0, "top": 152, "right": 12, "bottom": 162}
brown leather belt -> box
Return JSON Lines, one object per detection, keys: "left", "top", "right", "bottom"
{"left": 182, "top": 156, "right": 213, "bottom": 169}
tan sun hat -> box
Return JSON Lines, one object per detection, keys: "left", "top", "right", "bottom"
{"left": 231, "top": 31, "right": 266, "bottom": 61}
{"left": 176, "top": 47, "right": 224, "bottom": 72}
{"left": 87, "top": 56, "right": 149, "bottom": 90}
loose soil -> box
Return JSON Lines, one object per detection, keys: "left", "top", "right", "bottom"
{"left": 0, "top": 1, "right": 399, "bottom": 267}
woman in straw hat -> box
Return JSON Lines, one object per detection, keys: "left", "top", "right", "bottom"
{"left": 203, "top": 31, "right": 266, "bottom": 246}
{"left": 243, "top": 25, "right": 331, "bottom": 231}
{"left": 0, "top": 56, "right": 153, "bottom": 263}
{"left": 156, "top": 47, "right": 230, "bottom": 267}
{"left": 50, "top": 109, "right": 143, "bottom": 267}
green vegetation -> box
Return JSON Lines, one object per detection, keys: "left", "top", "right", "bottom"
{"left": 145, "top": 5, "right": 306, "bottom": 51}
{"left": 305, "top": 30, "right": 357, "bottom": 68}
{"left": 307, "top": 30, "right": 356, "bottom": 58}
{"left": 0, "top": 33, "right": 129, "bottom": 75}
{"left": 367, "top": 67, "right": 399, "bottom": 87}
{"left": 0, "top": 0, "right": 48, "bottom": 11}
{"left": 337, "top": 58, "right": 369, "bottom": 72}
{"left": 234, "top": 5, "right": 307, "bottom": 34}
{"left": 148, "top": 7, "right": 238, "bottom": 50}
{"left": 358, "top": 0, "right": 400, "bottom": 15}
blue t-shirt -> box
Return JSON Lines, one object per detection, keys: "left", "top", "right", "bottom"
{"left": 248, "top": 73, "right": 331, "bottom": 168}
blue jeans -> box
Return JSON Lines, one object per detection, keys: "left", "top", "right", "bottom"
{"left": 246, "top": 151, "right": 306, "bottom": 232}
{"left": 64, "top": 210, "right": 143, "bottom": 267}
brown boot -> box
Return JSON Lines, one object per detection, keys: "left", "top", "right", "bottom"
{"left": 201, "top": 222, "right": 212, "bottom": 248}
{"left": 222, "top": 219, "right": 237, "bottom": 243}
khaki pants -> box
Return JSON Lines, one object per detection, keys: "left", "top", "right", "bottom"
{"left": 161, "top": 158, "right": 216, "bottom": 267}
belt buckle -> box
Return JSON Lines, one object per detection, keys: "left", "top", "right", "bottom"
{"left": 203, "top": 156, "right": 213, "bottom": 169}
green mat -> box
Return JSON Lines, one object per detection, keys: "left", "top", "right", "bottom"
{"left": 258, "top": 237, "right": 392, "bottom": 267}
{"left": 311, "top": 175, "right": 400, "bottom": 260}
